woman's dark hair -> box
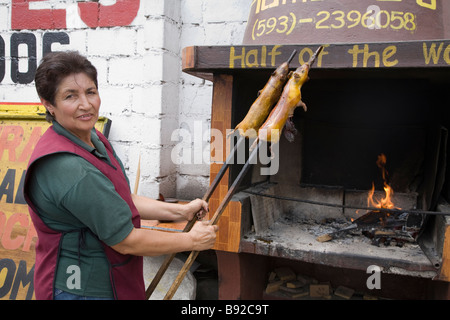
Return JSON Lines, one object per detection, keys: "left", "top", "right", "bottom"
{"left": 35, "top": 51, "right": 98, "bottom": 122}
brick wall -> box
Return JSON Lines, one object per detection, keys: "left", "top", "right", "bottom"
{"left": 177, "top": 0, "right": 250, "bottom": 199}
{"left": 0, "top": 0, "right": 250, "bottom": 200}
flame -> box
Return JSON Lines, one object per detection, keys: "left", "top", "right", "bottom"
{"left": 367, "top": 154, "right": 400, "bottom": 211}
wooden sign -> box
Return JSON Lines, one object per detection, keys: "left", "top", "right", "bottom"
{"left": 0, "top": 103, "right": 110, "bottom": 300}
{"left": 183, "top": 40, "right": 450, "bottom": 77}
{"left": 243, "top": 0, "right": 450, "bottom": 45}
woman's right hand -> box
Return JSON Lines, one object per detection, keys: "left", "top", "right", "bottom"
{"left": 188, "top": 221, "right": 218, "bottom": 251}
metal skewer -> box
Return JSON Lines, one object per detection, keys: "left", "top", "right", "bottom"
{"left": 145, "top": 135, "right": 245, "bottom": 299}
{"left": 308, "top": 45, "right": 323, "bottom": 67}
{"left": 164, "top": 139, "right": 263, "bottom": 300}
{"left": 287, "top": 49, "right": 298, "bottom": 64}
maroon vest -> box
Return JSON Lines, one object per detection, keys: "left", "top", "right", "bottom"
{"left": 24, "top": 127, "right": 145, "bottom": 300}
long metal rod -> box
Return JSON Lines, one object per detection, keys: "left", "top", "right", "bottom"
{"left": 287, "top": 49, "right": 297, "bottom": 64}
{"left": 145, "top": 136, "right": 245, "bottom": 299}
{"left": 243, "top": 190, "right": 450, "bottom": 216}
{"left": 164, "top": 140, "right": 263, "bottom": 300}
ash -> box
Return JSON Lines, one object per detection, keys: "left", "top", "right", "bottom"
{"left": 276, "top": 213, "right": 415, "bottom": 248}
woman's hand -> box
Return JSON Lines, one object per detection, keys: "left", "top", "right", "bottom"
{"left": 182, "top": 199, "right": 209, "bottom": 221}
{"left": 188, "top": 221, "right": 218, "bottom": 251}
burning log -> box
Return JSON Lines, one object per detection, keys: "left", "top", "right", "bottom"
{"left": 316, "top": 209, "right": 417, "bottom": 244}
{"left": 317, "top": 154, "right": 420, "bottom": 244}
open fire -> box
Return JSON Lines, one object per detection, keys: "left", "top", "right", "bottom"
{"left": 314, "top": 154, "right": 421, "bottom": 245}
{"left": 366, "top": 154, "right": 400, "bottom": 212}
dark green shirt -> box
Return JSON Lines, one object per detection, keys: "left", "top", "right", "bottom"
{"left": 27, "top": 122, "right": 134, "bottom": 298}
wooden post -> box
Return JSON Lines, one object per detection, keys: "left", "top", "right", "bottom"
{"left": 209, "top": 74, "right": 243, "bottom": 252}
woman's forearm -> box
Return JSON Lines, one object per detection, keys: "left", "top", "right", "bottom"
{"left": 131, "top": 194, "right": 208, "bottom": 222}
{"left": 111, "top": 221, "right": 218, "bottom": 257}
{"left": 131, "top": 194, "right": 187, "bottom": 221}
{"left": 111, "top": 228, "right": 193, "bottom": 257}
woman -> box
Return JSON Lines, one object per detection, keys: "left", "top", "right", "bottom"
{"left": 24, "top": 51, "right": 218, "bottom": 300}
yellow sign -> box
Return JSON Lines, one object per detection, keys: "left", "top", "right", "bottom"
{"left": 0, "top": 103, "right": 110, "bottom": 300}
{"left": 228, "top": 41, "right": 450, "bottom": 69}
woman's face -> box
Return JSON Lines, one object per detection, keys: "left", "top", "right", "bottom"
{"left": 43, "top": 72, "right": 101, "bottom": 144}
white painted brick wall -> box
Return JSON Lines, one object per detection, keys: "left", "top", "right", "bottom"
{"left": 0, "top": 0, "right": 251, "bottom": 200}
{"left": 177, "top": 0, "right": 250, "bottom": 199}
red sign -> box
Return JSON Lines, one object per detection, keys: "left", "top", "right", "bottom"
{"left": 11, "top": 0, "right": 141, "bottom": 30}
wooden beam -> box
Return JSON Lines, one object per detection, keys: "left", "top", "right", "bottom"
{"left": 209, "top": 74, "right": 241, "bottom": 252}
{"left": 439, "top": 225, "right": 450, "bottom": 281}
{"left": 182, "top": 40, "right": 450, "bottom": 78}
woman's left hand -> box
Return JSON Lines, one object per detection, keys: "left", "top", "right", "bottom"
{"left": 182, "top": 199, "right": 209, "bottom": 221}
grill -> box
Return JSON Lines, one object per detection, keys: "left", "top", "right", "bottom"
{"left": 180, "top": 1, "right": 450, "bottom": 298}
{"left": 182, "top": 40, "right": 450, "bottom": 299}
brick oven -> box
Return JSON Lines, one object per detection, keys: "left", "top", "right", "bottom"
{"left": 180, "top": 1, "right": 450, "bottom": 300}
